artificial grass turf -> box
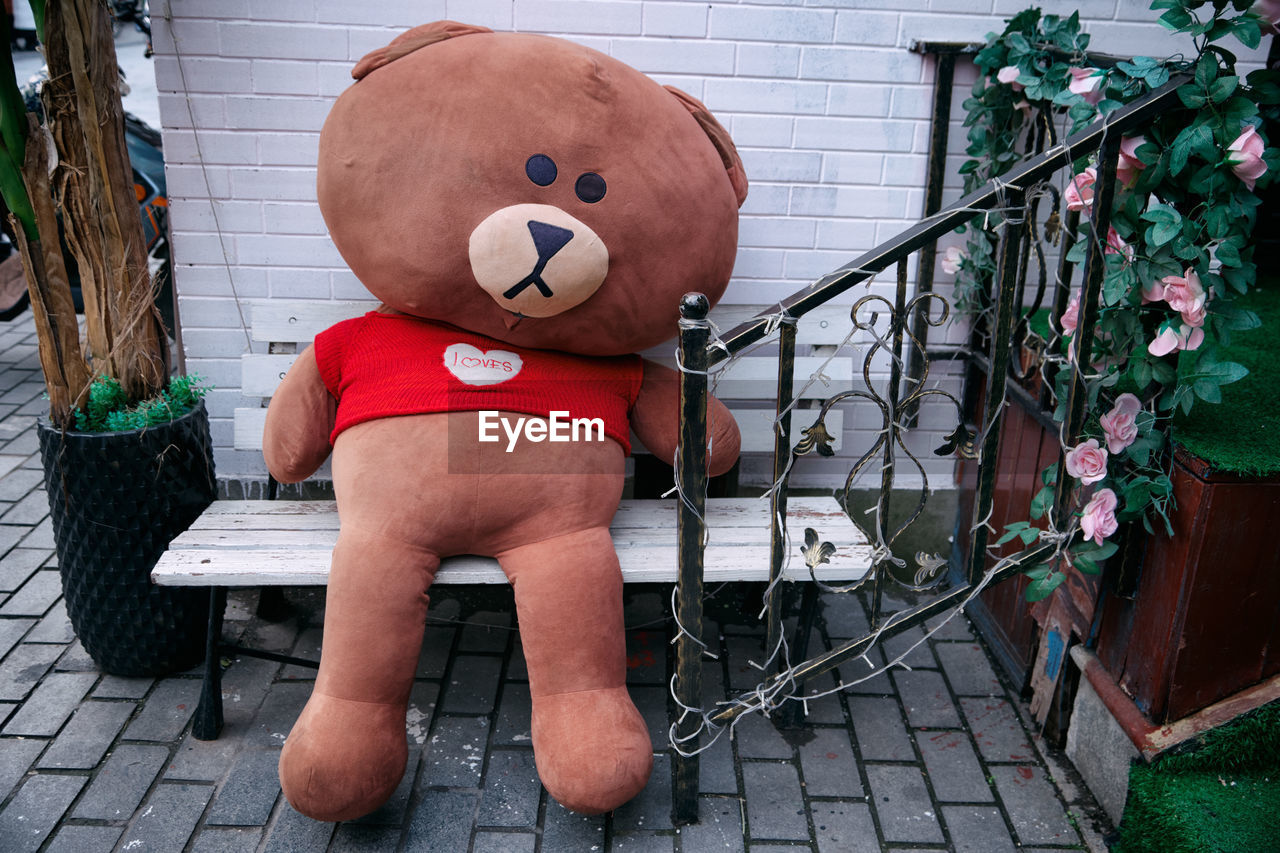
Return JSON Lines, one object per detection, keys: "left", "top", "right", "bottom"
{"left": 1116, "top": 702, "right": 1280, "bottom": 853}
{"left": 1172, "top": 282, "right": 1280, "bottom": 478}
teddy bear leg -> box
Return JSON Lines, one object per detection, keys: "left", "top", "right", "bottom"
{"left": 279, "top": 531, "right": 438, "bottom": 822}
{"left": 499, "top": 527, "right": 653, "bottom": 814}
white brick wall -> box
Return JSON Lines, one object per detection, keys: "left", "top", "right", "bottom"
{"left": 150, "top": 0, "right": 1271, "bottom": 487}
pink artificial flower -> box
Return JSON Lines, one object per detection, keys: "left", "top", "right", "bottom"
{"left": 1141, "top": 278, "right": 1164, "bottom": 304}
{"left": 1099, "top": 393, "right": 1141, "bottom": 454}
{"left": 1148, "top": 323, "right": 1205, "bottom": 356}
{"left": 1065, "top": 167, "right": 1097, "bottom": 213}
{"left": 1080, "top": 488, "right": 1119, "bottom": 546}
{"left": 1159, "top": 268, "right": 1207, "bottom": 327}
{"left": 1254, "top": 0, "right": 1280, "bottom": 35}
{"left": 1068, "top": 67, "right": 1105, "bottom": 105}
{"left": 1226, "top": 125, "right": 1268, "bottom": 191}
{"left": 1116, "top": 135, "right": 1147, "bottom": 188}
{"left": 997, "top": 65, "right": 1024, "bottom": 91}
{"left": 1065, "top": 439, "right": 1109, "bottom": 485}
{"left": 1060, "top": 290, "right": 1081, "bottom": 338}
{"left": 940, "top": 245, "right": 966, "bottom": 275}
{"left": 1105, "top": 226, "right": 1135, "bottom": 261}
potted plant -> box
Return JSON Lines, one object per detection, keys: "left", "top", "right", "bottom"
{"left": 1, "top": 0, "right": 214, "bottom": 675}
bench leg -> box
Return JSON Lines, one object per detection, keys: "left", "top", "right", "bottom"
{"left": 193, "top": 587, "right": 227, "bottom": 740}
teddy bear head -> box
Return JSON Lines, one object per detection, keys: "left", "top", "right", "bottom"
{"left": 316, "top": 21, "right": 747, "bottom": 356}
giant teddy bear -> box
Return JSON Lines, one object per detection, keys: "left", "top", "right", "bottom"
{"left": 262, "top": 21, "right": 745, "bottom": 821}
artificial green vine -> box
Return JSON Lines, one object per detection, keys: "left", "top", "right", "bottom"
{"left": 949, "top": 1, "right": 1277, "bottom": 600}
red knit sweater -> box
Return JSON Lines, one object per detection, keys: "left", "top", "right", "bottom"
{"left": 313, "top": 312, "right": 643, "bottom": 452}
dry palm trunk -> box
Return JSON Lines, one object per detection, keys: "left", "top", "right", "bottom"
{"left": 43, "top": 0, "right": 167, "bottom": 403}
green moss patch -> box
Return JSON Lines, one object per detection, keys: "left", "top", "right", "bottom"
{"left": 1173, "top": 284, "right": 1280, "bottom": 478}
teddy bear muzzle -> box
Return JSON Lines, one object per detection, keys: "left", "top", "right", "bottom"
{"left": 468, "top": 203, "right": 609, "bottom": 318}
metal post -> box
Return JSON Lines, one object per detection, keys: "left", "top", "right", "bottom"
{"left": 871, "top": 260, "right": 911, "bottom": 620}
{"left": 193, "top": 587, "right": 226, "bottom": 740}
{"left": 764, "top": 318, "right": 797, "bottom": 722}
{"left": 673, "top": 293, "right": 710, "bottom": 825}
{"left": 966, "top": 190, "right": 1027, "bottom": 586}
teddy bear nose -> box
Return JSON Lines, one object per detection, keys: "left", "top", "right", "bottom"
{"left": 469, "top": 204, "right": 609, "bottom": 318}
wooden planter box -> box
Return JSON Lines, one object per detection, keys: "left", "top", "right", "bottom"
{"left": 1093, "top": 447, "right": 1280, "bottom": 723}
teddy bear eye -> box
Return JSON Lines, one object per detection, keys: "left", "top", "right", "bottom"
{"left": 575, "top": 172, "right": 606, "bottom": 203}
{"left": 526, "top": 154, "right": 557, "bottom": 187}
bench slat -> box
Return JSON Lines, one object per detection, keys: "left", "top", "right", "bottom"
{"left": 154, "top": 497, "right": 871, "bottom": 587}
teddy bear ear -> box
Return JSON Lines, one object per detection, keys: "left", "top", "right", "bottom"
{"left": 664, "top": 86, "right": 748, "bottom": 208}
{"left": 352, "top": 20, "right": 494, "bottom": 80}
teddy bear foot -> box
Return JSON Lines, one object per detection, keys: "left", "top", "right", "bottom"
{"left": 531, "top": 686, "right": 653, "bottom": 814}
{"left": 279, "top": 694, "right": 408, "bottom": 822}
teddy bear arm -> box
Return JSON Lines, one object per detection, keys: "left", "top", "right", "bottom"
{"left": 263, "top": 344, "right": 337, "bottom": 483}
{"left": 632, "top": 359, "right": 740, "bottom": 478}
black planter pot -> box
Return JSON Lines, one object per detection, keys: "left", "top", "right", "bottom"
{"left": 37, "top": 400, "right": 217, "bottom": 676}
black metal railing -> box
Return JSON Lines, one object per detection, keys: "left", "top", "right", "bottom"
{"left": 668, "top": 72, "right": 1191, "bottom": 823}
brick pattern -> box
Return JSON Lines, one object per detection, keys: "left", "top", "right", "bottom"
{"left": 0, "top": 310, "right": 1108, "bottom": 849}
{"left": 148, "top": 0, "right": 1250, "bottom": 487}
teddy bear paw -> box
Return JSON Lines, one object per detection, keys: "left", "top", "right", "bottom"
{"left": 530, "top": 686, "right": 654, "bottom": 814}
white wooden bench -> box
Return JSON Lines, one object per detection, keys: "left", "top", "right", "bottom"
{"left": 152, "top": 299, "right": 872, "bottom": 745}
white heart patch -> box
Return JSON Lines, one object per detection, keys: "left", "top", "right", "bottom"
{"left": 442, "top": 343, "right": 523, "bottom": 386}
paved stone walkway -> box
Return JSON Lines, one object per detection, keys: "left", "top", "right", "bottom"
{"left": 0, "top": 311, "right": 1111, "bottom": 851}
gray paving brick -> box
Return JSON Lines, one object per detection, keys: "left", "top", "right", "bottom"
{"left": 914, "top": 729, "right": 992, "bottom": 803}
{"left": 94, "top": 674, "right": 155, "bottom": 699}
{"left": 821, "top": 593, "right": 870, "bottom": 638}
{"left": 18, "top": 518, "right": 54, "bottom": 551}
{"left": 836, "top": 645, "right": 892, "bottom": 694}
{"left": 790, "top": 674, "right": 846, "bottom": 725}
{"left": 279, "top": 627, "right": 320, "bottom": 681}
{"left": 882, "top": 625, "right": 936, "bottom": 669}
{"left": 403, "top": 789, "right": 477, "bottom": 851}
{"left": 423, "top": 714, "right": 490, "bottom": 787}
{"left": 0, "top": 570, "right": 61, "bottom": 617}
{"left": 541, "top": 800, "right": 605, "bottom": 850}
{"left": 959, "top": 697, "right": 1034, "bottom": 763}
{"left": 45, "top": 824, "right": 125, "bottom": 853}
{"left": 205, "top": 747, "right": 281, "bottom": 826}
{"left": 942, "top": 804, "right": 1017, "bottom": 853}
{"left": 459, "top": 610, "right": 514, "bottom": 653}
{"left": 726, "top": 636, "right": 769, "bottom": 692}
{"left": 0, "top": 549, "right": 48, "bottom": 592}
{"left": 25, "top": 601, "right": 73, "bottom": 644}
{"left": 124, "top": 677, "right": 201, "bottom": 742}
{"left": 473, "top": 830, "right": 537, "bottom": 853}
{"left": 0, "top": 617, "right": 34, "bottom": 660}
{"left": 699, "top": 726, "right": 740, "bottom": 795}
{"left": 0, "top": 737, "right": 45, "bottom": 799}
{"left": 989, "top": 765, "right": 1080, "bottom": 846}
{"left": 0, "top": 492, "right": 47, "bottom": 527}
{"left": 0, "top": 774, "right": 87, "bottom": 853}
{"left": 611, "top": 831, "right": 675, "bottom": 851}
{"left": 735, "top": 711, "right": 793, "bottom": 759}
{"left": 799, "top": 726, "right": 862, "bottom": 797}
{"left": 220, "top": 655, "right": 282, "bottom": 721}
{"left": 680, "top": 796, "right": 745, "bottom": 852}
{"left": 330, "top": 823, "right": 402, "bottom": 850}
{"left": 117, "top": 782, "right": 215, "bottom": 852}
{"left": 925, "top": 609, "right": 974, "bottom": 640}
{"left": 865, "top": 764, "right": 944, "bottom": 844}
{"left": 935, "top": 642, "right": 1003, "bottom": 696}
{"left": 811, "top": 801, "right": 879, "bottom": 853}
{"left": 417, "top": 624, "right": 456, "bottom": 678}
{"left": 165, "top": 727, "right": 245, "bottom": 783}
{"left": 507, "top": 638, "right": 528, "bottom": 681}
{"left": 247, "top": 681, "right": 310, "bottom": 748}
{"left": 633, "top": 684, "right": 669, "bottom": 744}
{"left": 742, "top": 761, "right": 808, "bottom": 841}
{"left": 262, "top": 802, "right": 336, "bottom": 853}
{"left": 0, "top": 642, "right": 62, "bottom": 701}
{"left": 2, "top": 671, "right": 96, "bottom": 736}
{"left": 848, "top": 695, "right": 913, "bottom": 762}
{"left": 441, "top": 655, "right": 503, "bottom": 714}
{"left": 0, "top": 525, "right": 29, "bottom": 557}
{"left": 478, "top": 747, "right": 540, "bottom": 827}
{"left": 614, "top": 752, "right": 673, "bottom": 832}
{"left": 72, "top": 743, "right": 170, "bottom": 820}
{"left": 54, "top": 639, "right": 96, "bottom": 672}
{"left": 492, "top": 681, "right": 531, "bottom": 745}
{"left": 37, "top": 700, "right": 135, "bottom": 768}
{"left": 405, "top": 681, "right": 439, "bottom": 747}
{"left": 190, "top": 827, "right": 263, "bottom": 853}
{"left": 893, "top": 669, "right": 961, "bottom": 729}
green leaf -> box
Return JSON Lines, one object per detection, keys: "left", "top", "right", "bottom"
{"left": 1232, "top": 18, "right": 1261, "bottom": 49}
{"left": 1030, "top": 484, "right": 1054, "bottom": 520}
{"left": 1159, "top": 7, "right": 1194, "bottom": 29}
{"left": 1216, "top": 239, "right": 1242, "bottom": 268}
{"left": 995, "top": 521, "right": 1033, "bottom": 546}
{"left": 1178, "top": 86, "right": 1207, "bottom": 109}
{"left": 1208, "top": 75, "right": 1238, "bottom": 103}
{"left": 1026, "top": 571, "right": 1066, "bottom": 602}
